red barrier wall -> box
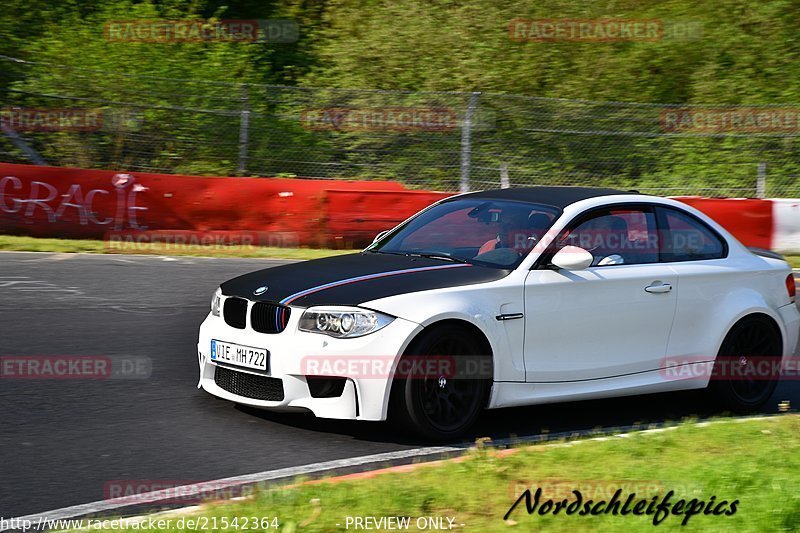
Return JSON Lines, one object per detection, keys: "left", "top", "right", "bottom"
{"left": 0, "top": 163, "right": 782, "bottom": 251}
{"left": 0, "top": 163, "right": 448, "bottom": 247}
{"left": 674, "top": 197, "right": 773, "bottom": 250}
{"left": 324, "top": 189, "right": 451, "bottom": 247}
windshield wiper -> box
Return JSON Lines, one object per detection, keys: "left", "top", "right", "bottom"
{"left": 367, "top": 249, "right": 469, "bottom": 264}
{"left": 405, "top": 252, "right": 470, "bottom": 264}
{"left": 365, "top": 249, "right": 406, "bottom": 256}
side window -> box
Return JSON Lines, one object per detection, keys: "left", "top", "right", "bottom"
{"left": 560, "top": 207, "right": 659, "bottom": 266}
{"left": 660, "top": 208, "right": 726, "bottom": 262}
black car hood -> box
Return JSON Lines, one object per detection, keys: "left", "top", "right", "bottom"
{"left": 220, "top": 253, "right": 510, "bottom": 307}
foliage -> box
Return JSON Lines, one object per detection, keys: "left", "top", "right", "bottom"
{"left": 2, "top": 0, "right": 800, "bottom": 193}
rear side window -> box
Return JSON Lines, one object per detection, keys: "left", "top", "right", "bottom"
{"left": 659, "top": 207, "right": 726, "bottom": 262}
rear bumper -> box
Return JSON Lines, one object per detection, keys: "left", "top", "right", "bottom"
{"left": 197, "top": 311, "right": 423, "bottom": 421}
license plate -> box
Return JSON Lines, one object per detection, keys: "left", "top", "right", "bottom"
{"left": 210, "top": 340, "right": 268, "bottom": 373}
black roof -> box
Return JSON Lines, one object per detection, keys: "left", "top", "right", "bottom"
{"left": 456, "top": 186, "right": 635, "bottom": 209}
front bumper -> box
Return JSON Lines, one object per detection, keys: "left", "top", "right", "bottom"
{"left": 197, "top": 310, "right": 423, "bottom": 421}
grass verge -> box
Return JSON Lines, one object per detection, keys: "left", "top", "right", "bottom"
{"left": 0, "top": 235, "right": 353, "bottom": 260}
{"left": 56, "top": 415, "right": 800, "bottom": 532}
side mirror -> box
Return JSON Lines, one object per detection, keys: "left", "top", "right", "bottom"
{"left": 373, "top": 230, "right": 390, "bottom": 244}
{"left": 551, "top": 246, "right": 594, "bottom": 271}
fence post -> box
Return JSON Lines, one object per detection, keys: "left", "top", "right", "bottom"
{"left": 756, "top": 162, "right": 766, "bottom": 199}
{"left": 238, "top": 84, "right": 250, "bottom": 176}
{"left": 460, "top": 92, "right": 480, "bottom": 193}
{"left": 500, "top": 163, "right": 510, "bottom": 189}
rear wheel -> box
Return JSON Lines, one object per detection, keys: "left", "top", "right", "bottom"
{"left": 392, "top": 325, "right": 490, "bottom": 441}
{"left": 709, "top": 315, "right": 782, "bottom": 411}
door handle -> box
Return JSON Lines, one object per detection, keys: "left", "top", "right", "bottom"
{"left": 645, "top": 283, "right": 672, "bottom": 294}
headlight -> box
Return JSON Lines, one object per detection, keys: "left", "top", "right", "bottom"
{"left": 211, "top": 287, "right": 222, "bottom": 317}
{"left": 299, "top": 307, "right": 394, "bottom": 338}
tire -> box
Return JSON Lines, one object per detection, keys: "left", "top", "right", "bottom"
{"left": 709, "top": 315, "right": 782, "bottom": 411}
{"left": 391, "top": 324, "right": 491, "bottom": 442}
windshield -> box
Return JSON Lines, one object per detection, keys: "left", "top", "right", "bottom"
{"left": 368, "top": 198, "right": 561, "bottom": 268}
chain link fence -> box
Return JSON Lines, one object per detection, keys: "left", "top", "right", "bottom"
{"left": 2, "top": 55, "right": 800, "bottom": 196}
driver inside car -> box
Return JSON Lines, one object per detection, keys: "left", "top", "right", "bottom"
{"left": 477, "top": 208, "right": 550, "bottom": 256}
{"left": 575, "top": 215, "right": 631, "bottom": 266}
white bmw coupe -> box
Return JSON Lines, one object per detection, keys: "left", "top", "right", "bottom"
{"left": 197, "top": 187, "right": 800, "bottom": 440}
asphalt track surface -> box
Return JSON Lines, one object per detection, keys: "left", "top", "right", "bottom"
{"left": 1, "top": 251, "right": 798, "bottom": 518}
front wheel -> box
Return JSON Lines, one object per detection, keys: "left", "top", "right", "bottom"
{"left": 391, "top": 325, "right": 491, "bottom": 441}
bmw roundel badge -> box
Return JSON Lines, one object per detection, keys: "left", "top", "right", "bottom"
{"left": 253, "top": 286, "right": 268, "bottom": 295}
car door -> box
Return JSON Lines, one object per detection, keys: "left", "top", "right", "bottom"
{"left": 523, "top": 205, "right": 678, "bottom": 382}
{"left": 654, "top": 205, "right": 731, "bottom": 366}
